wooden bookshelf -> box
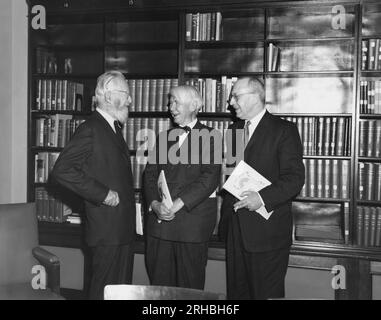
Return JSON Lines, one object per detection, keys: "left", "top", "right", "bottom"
{"left": 27, "top": 0, "right": 381, "bottom": 300}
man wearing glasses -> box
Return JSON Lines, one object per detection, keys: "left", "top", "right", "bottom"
{"left": 221, "top": 77, "right": 305, "bottom": 299}
{"left": 52, "top": 71, "right": 136, "bottom": 299}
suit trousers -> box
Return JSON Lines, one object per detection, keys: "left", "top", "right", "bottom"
{"left": 146, "top": 236, "right": 208, "bottom": 290}
{"left": 88, "top": 244, "right": 134, "bottom": 300}
{"left": 227, "top": 215, "right": 290, "bottom": 300}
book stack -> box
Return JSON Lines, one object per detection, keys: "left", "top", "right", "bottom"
{"left": 128, "top": 78, "right": 178, "bottom": 112}
{"left": 185, "top": 12, "right": 223, "bottom": 41}
{"left": 358, "top": 162, "right": 381, "bottom": 201}
{"left": 359, "top": 80, "right": 381, "bottom": 114}
{"left": 359, "top": 120, "right": 381, "bottom": 157}
{"left": 186, "top": 76, "right": 237, "bottom": 112}
{"left": 35, "top": 79, "right": 84, "bottom": 111}
{"left": 300, "top": 159, "right": 351, "bottom": 199}
{"left": 35, "top": 116, "right": 85, "bottom": 148}
{"left": 362, "top": 39, "right": 381, "bottom": 71}
{"left": 35, "top": 187, "right": 72, "bottom": 223}
{"left": 356, "top": 206, "right": 381, "bottom": 247}
{"left": 282, "top": 116, "right": 352, "bottom": 156}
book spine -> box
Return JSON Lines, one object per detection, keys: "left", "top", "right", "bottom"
{"left": 356, "top": 206, "right": 364, "bottom": 246}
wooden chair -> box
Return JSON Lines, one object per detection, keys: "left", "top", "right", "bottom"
{"left": 0, "top": 203, "right": 64, "bottom": 300}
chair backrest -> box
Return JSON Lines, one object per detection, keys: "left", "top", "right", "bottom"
{"left": 104, "top": 284, "right": 226, "bottom": 300}
{"left": 0, "top": 203, "right": 38, "bottom": 285}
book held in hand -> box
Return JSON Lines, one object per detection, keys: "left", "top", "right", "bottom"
{"left": 156, "top": 170, "right": 173, "bottom": 223}
{"left": 222, "top": 160, "right": 273, "bottom": 220}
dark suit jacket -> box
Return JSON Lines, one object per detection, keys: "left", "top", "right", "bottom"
{"left": 221, "top": 111, "right": 305, "bottom": 252}
{"left": 51, "top": 111, "right": 136, "bottom": 247}
{"left": 144, "top": 121, "right": 221, "bottom": 243}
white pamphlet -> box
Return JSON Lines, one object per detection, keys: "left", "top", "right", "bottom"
{"left": 136, "top": 203, "right": 143, "bottom": 235}
{"left": 223, "top": 160, "right": 273, "bottom": 220}
{"left": 158, "top": 170, "right": 173, "bottom": 208}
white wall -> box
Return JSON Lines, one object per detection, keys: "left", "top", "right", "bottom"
{"left": 0, "top": 0, "right": 27, "bottom": 204}
{"left": 0, "top": 0, "right": 13, "bottom": 204}
{"left": 11, "top": 0, "right": 28, "bottom": 203}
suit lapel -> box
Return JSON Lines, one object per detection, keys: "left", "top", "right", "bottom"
{"left": 244, "top": 111, "right": 271, "bottom": 158}
{"left": 93, "top": 111, "right": 130, "bottom": 161}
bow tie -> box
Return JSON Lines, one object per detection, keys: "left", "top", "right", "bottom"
{"left": 179, "top": 125, "right": 191, "bottom": 133}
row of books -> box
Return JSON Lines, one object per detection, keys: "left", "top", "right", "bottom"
{"left": 185, "top": 77, "right": 237, "bottom": 113}
{"left": 267, "top": 43, "right": 281, "bottom": 72}
{"left": 35, "top": 79, "right": 84, "bottom": 111}
{"left": 359, "top": 120, "right": 381, "bottom": 157}
{"left": 359, "top": 80, "right": 381, "bottom": 114}
{"left": 35, "top": 152, "right": 59, "bottom": 183}
{"left": 123, "top": 118, "right": 172, "bottom": 150}
{"left": 185, "top": 12, "right": 223, "bottom": 42}
{"left": 358, "top": 162, "right": 381, "bottom": 201}
{"left": 282, "top": 116, "right": 352, "bottom": 157}
{"left": 126, "top": 78, "right": 178, "bottom": 112}
{"left": 361, "top": 39, "right": 381, "bottom": 71}
{"left": 35, "top": 187, "right": 72, "bottom": 223}
{"left": 300, "top": 159, "right": 350, "bottom": 199}
{"left": 356, "top": 206, "right": 381, "bottom": 247}
{"left": 35, "top": 116, "right": 84, "bottom": 148}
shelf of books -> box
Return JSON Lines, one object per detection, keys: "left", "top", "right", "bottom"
{"left": 354, "top": 2, "right": 381, "bottom": 250}
{"left": 27, "top": 1, "right": 381, "bottom": 256}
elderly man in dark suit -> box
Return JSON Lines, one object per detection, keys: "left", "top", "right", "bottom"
{"left": 144, "top": 85, "right": 221, "bottom": 290}
{"left": 221, "top": 77, "right": 305, "bottom": 300}
{"left": 51, "top": 71, "right": 136, "bottom": 300}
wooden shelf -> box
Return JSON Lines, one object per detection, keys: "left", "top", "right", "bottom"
{"left": 357, "top": 200, "right": 381, "bottom": 206}
{"left": 359, "top": 114, "right": 381, "bottom": 119}
{"left": 184, "top": 72, "right": 264, "bottom": 77}
{"left": 265, "top": 37, "right": 355, "bottom": 43}
{"left": 185, "top": 40, "right": 264, "bottom": 49}
{"left": 303, "top": 155, "right": 351, "bottom": 160}
{"left": 358, "top": 157, "right": 381, "bottom": 162}
{"left": 274, "top": 113, "right": 352, "bottom": 117}
{"left": 265, "top": 71, "right": 354, "bottom": 77}
{"left": 361, "top": 70, "right": 381, "bottom": 76}
{"left": 38, "top": 224, "right": 381, "bottom": 262}
{"left": 123, "top": 73, "right": 179, "bottom": 79}
{"left": 295, "top": 197, "right": 350, "bottom": 203}
{"left": 105, "top": 42, "right": 178, "bottom": 50}
{"left": 31, "top": 146, "right": 63, "bottom": 152}
{"left": 31, "top": 110, "right": 91, "bottom": 116}
{"left": 33, "top": 44, "right": 104, "bottom": 50}
{"left": 129, "top": 111, "right": 170, "bottom": 118}
{"left": 33, "top": 73, "right": 99, "bottom": 79}
{"left": 38, "top": 221, "right": 84, "bottom": 248}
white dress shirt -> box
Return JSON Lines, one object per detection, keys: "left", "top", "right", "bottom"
{"left": 178, "top": 118, "right": 198, "bottom": 147}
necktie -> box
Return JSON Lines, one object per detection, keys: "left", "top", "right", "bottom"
{"left": 180, "top": 125, "right": 191, "bottom": 133}
{"left": 114, "top": 120, "right": 125, "bottom": 144}
{"left": 244, "top": 120, "right": 251, "bottom": 149}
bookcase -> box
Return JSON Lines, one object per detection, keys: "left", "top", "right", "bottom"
{"left": 27, "top": 0, "right": 381, "bottom": 299}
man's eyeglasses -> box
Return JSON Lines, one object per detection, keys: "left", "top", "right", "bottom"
{"left": 109, "top": 90, "right": 132, "bottom": 102}
{"left": 227, "top": 91, "right": 256, "bottom": 105}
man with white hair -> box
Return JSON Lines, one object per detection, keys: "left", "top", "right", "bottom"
{"left": 144, "top": 85, "right": 221, "bottom": 289}
{"left": 52, "top": 70, "right": 136, "bottom": 300}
